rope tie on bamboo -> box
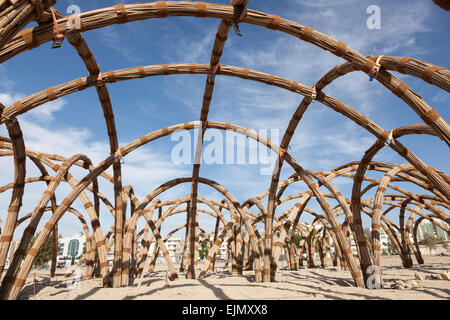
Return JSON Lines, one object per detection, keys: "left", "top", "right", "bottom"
{"left": 137, "top": 66, "right": 146, "bottom": 78}
{"left": 230, "top": 1, "right": 248, "bottom": 37}
{"left": 114, "top": 3, "right": 128, "bottom": 24}
{"left": 397, "top": 57, "right": 412, "bottom": 73}
{"left": 368, "top": 55, "right": 384, "bottom": 81}
{"left": 267, "top": 15, "right": 281, "bottom": 30}
{"left": 279, "top": 148, "right": 287, "bottom": 165}
{"left": 422, "top": 65, "right": 445, "bottom": 84}
{"left": 194, "top": 2, "right": 208, "bottom": 17}
{"left": 19, "top": 29, "right": 38, "bottom": 49}
{"left": 116, "top": 148, "right": 125, "bottom": 164}
{"left": 50, "top": 7, "right": 64, "bottom": 49}
{"left": 155, "top": 1, "right": 168, "bottom": 18}
{"left": 384, "top": 130, "right": 394, "bottom": 146}
{"left": 421, "top": 108, "right": 440, "bottom": 124}
{"left": 210, "top": 63, "right": 221, "bottom": 81}
{"left": 311, "top": 85, "right": 317, "bottom": 101}
{"left": 96, "top": 73, "right": 103, "bottom": 87}
{"left": 5, "top": 117, "right": 17, "bottom": 129}
{"left": 333, "top": 41, "right": 347, "bottom": 57}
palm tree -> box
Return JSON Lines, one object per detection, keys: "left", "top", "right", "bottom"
{"left": 198, "top": 233, "right": 210, "bottom": 261}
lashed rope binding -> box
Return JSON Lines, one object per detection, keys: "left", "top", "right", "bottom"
{"left": 96, "top": 72, "right": 103, "bottom": 87}
{"left": 50, "top": 7, "right": 64, "bottom": 49}
{"left": 384, "top": 130, "right": 394, "bottom": 146}
{"left": 5, "top": 117, "right": 17, "bottom": 129}
{"left": 279, "top": 148, "right": 287, "bottom": 164}
{"left": 211, "top": 63, "right": 221, "bottom": 81}
{"left": 231, "top": 1, "right": 248, "bottom": 36}
{"left": 311, "top": 85, "right": 317, "bottom": 101}
{"left": 117, "top": 149, "right": 125, "bottom": 165}
{"left": 368, "top": 55, "right": 384, "bottom": 81}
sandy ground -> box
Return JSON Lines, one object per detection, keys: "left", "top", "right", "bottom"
{"left": 16, "top": 255, "right": 450, "bottom": 300}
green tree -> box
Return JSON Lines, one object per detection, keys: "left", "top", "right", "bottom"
{"left": 28, "top": 232, "right": 55, "bottom": 268}
{"left": 293, "top": 233, "right": 302, "bottom": 248}
{"left": 199, "top": 233, "right": 210, "bottom": 261}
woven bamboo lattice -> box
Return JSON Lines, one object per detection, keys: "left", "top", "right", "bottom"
{"left": 0, "top": 1, "right": 449, "bottom": 300}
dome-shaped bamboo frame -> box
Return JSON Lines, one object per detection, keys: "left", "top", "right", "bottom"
{"left": 0, "top": 1, "right": 449, "bottom": 300}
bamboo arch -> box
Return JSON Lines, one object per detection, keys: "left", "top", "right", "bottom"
{"left": 0, "top": 0, "right": 448, "bottom": 300}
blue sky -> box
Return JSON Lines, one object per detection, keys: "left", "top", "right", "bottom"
{"left": 0, "top": 0, "right": 449, "bottom": 240}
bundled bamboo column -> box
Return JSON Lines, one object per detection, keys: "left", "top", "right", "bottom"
{"left": 136, "top": 224, "right": 150, "bottom": 277}
{"left": 186, "top": 202, "right": 198, "bottom": 279}
{"left": 210, "top": 214, "right": 221, "bottom": 272}
{"left": 246, "top": 239, "right": 254, "bottom": 271}
{"left": 307, "top": 237, "right": 316, "bottom": 268}
{"left": 148, "top": 244, "right": 159, "bottom": 273}
{"left": 85, "top": 237, "right": 95, "bottom": 278}
{"left": 131, "top": 233, "right": 138, "bottom": 277}
{"left": 0, "top": 104, "right": 26, "bottom": 277}
{"left": 224, "top": 242, "right": 231, "bottom": 271}
{"left": 235, "top": 219, "right": 243, "bottom": 275}
{"left": 318, "top": 240, "right": 326, "bottom": 269}
{"left": 179, "top": 203, "right": 190, "bottom": 273}
{"left": 148, "top": 207, "right": 163, "bottom": 273}
{"left": 50, "top": 225, "right": 58, "bottom": 277}
{"left": 283, "top": 245, "right": 290, "bottom": 269}
{"left": 399, "top": 199, "right": 415, "bottom": 268}
{"left": 289, "top": 241, "right": 297, "bottom": 270}
{"left": 412, "top": 218, "right": 425, "bottom": 265}
{"left": 242, "top": 235, "right": 249, "bottom": 270}
{"left": 230, "top": 232, "right": 238, "bottom": 276}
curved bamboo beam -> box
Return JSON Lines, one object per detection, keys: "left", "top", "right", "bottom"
{"left": 0, "top": 104, "right": 26, "bottom": 276}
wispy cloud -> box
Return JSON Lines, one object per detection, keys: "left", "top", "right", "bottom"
{"left": 99, "top": 25, "right": 141, "bottom": 63}
{"left": 0, "top": 66, "right": 16, "bottom": 91}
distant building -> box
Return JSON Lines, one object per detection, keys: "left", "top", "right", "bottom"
{"left": 58, "top": 233, "right": 86, "bottom": 267}
{"left": 143, "top": 236, "right": 183, "bottom": 263}
{"left": 416, "top": 219, "right": 449, "bottom": 242}
{"left": 378, "top": 228, "right": 415, "bottom": 253}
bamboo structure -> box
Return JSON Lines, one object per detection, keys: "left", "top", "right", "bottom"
{"left": 0, "top": 1, "right": 449, "bottom": 300}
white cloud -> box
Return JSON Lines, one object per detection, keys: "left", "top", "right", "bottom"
{"left": 1, "top": 92, "right": 66, "bottom": 123}
{"left": 99, "top": 25, "right": 141, "bottom": 63}
{"left": 0, "top": 66, "right": 16, "bottom": 91}
{"left": 0, "top": 92, "right": 24, "bottom": 105}
{"left": 0, "top": 88, "right": 190, "bottom": 238}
